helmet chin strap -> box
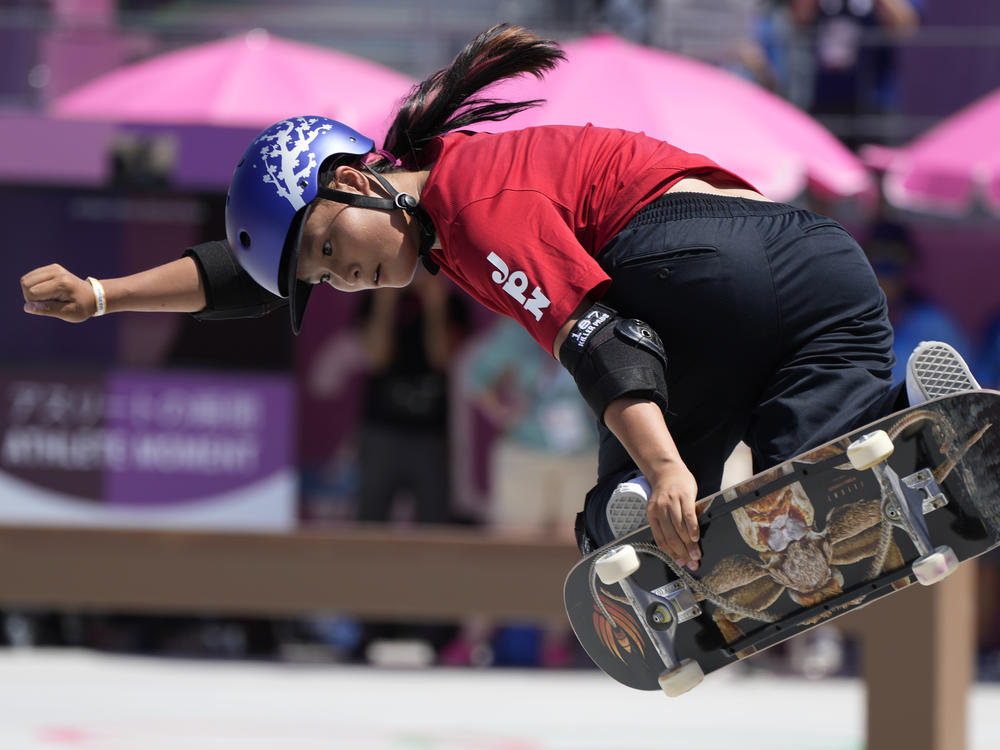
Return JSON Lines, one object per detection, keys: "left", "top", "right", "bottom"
{"left": 315, "top": 165, "right": 439, "bottom": 275}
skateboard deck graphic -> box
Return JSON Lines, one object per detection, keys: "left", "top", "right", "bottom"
{"left": 564, "top": 391, "right": 1000, "bottom": 695}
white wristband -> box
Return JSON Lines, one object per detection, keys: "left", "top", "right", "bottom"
{"left": 86, "top": 277, "right": 106, "bottom": 317}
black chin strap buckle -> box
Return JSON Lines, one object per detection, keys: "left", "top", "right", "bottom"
{"left": 395, "top": 192, "right": 419, "bottom": 211}
{"left": 389, "top": 190, "right": 439, "bottom": 276}
{"left": 363, "top": 164, "right": 439, "bottom": 275}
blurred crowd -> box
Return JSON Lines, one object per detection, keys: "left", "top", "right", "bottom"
{"left": 3, "top": 0, "right": 1000, "bottom": 680}
{"left": 598, "top": 0, "right": 922, "bottom": 147}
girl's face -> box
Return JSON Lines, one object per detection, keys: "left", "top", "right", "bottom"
{"left": 296, "top": 166, "right": 420, "bottom": 293}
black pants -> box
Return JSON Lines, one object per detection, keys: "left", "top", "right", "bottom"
{"left": 581, "top": 193, "right": 904, "bottom": 548}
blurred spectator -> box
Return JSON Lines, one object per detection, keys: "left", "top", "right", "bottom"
{"left": 864, "top": 220, "right": 974, "bottom": 384}
{"left": 756, "top": 0, "right": 817, "bottom": 108}
{"left": 647, "top": 0, "right": 776, "bottom": 87}
{"left": 796, "top": 0, "right": 921, "bottom": 146}
{"left": 438, "top": 318, "right": 597, "bottom": 669}
{"left": 110, "top": 132, "right": 177, "bottom": 189}
{"left": 595, "top": 0, "right": 775, "bottom": 88}
{"left": 355, "top": 270, "right": 469, "bottom": 525}
{"left": 461, "top": 317, "right": 598, "bottom": 537}
{"left": 595, "top": 0, "right": 649, "bottom": 44}
{"left": 595, "top": 0, "right": 651, "bottom": 42}
{"left": 350, "top": 271, "right": 470, "bottom": 664}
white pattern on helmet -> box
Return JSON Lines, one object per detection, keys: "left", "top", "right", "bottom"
{"left": 259, "top": 117, "right": 332, "bottom": 210}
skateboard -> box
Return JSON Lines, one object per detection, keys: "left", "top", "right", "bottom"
{"left": 563, "top": 390, "right": 1000, "bottom": 697}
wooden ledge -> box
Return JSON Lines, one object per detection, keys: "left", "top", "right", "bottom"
{"left": 0, "top": 524, "right": 579, "bottom": 623}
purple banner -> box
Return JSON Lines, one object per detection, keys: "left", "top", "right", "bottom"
{"left": 103, "top": 371, "right": 293, "bottom": 506}
{"left": 0, "top": 370, "right": 296, "bottom": 530}
{"left": 0, "top": 373, "right": 107, "bottom": 500}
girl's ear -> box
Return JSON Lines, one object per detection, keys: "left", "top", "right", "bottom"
{"left": 330, "top": 165, "right": 370, "bottom": 193}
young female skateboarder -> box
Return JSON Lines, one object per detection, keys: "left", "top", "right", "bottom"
{"left": 20, "top": 25, "right": 976, "bottom": 571}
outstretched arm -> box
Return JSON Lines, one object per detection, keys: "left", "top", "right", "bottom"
{"left": 21, "top": 257, "right": 206, "bottom": 322}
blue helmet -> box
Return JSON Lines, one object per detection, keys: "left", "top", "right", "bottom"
{"left": 225, "top": 116, "right": 374, "bottom": 333}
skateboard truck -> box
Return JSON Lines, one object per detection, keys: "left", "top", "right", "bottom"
{"left": 903, "top": 468, "right": 949, "bottom": 515}
{"left": 847, "top": 430, "right": 959, "bottom": 586}
{"left": 594, "top": 545, "right": 705, "bottom": 697}
{"left": 650, "top": 580, "right": 702, "bottom": 624}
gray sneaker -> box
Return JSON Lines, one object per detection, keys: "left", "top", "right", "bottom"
{"left": 905, "top": 340, "right": 980, "bottom": 406}
{"left": 606, "top": 474, "right": 652, "bottom": 539}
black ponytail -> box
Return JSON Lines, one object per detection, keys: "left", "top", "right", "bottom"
{"left": 376, "top": 24, "right": 565, "bottom": 170}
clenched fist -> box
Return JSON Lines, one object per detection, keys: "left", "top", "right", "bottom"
{"left": 21, "top": 264, "right": 98, "bottom": 323}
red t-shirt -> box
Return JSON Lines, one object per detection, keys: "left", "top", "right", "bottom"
{"left": 419, "top": 125, "right": 753, "bottom": 353}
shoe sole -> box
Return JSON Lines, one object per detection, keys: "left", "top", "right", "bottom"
{"left": 908, "top": 342, "right": 979, "bottom": 402}
{"left": 606, "top": 479, "right": 651, "bottom": 539}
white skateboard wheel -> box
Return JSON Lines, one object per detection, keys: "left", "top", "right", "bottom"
{"left": 658, "top": 658, "right": 704, "bottom": 697}
{"left": 913, "top": 545, "right": 959, "bottom": 586}
{"left": 847, "top": 430, "right": 894, "bottom": 471}
{"left": 595, "top": 545, "right": 641, "bottom": 585}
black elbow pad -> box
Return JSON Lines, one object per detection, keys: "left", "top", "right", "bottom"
{"left": 558, "top": 302, "right": 668, "bottom": 422}
{"left": 183, "top": 240, "right": 286, "bottom": 320}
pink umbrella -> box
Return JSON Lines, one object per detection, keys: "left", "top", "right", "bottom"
{"left": 472, "top": 34, "right": 873, "bottom": 204}
{"left": 50, "top": 29, "right": 414, "bottom": 139}
{"left": 862, "top": 87, "right": 1000, "bottom": 218}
